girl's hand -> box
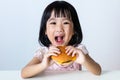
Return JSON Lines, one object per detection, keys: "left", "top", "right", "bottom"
{"left": 42, "top": 45, "right": 60, "bottom": 68}
{"left": 65, "top": 46, "right": 86, "bottom": 64}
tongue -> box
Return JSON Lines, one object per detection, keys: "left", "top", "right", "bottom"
{"left": 57, "top": 37, "right": 63, "bottom": 42}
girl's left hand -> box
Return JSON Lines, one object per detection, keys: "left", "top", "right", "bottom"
{"left": 65, "top": 46, "right": 86, "bottom": 64}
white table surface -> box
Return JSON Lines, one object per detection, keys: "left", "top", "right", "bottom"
{"left": 0, "top": 70, "right": 120, "bottom": 80}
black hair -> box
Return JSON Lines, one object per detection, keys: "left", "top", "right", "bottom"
{"left": 39, "top": 1, "right": 83, "bottom": 47}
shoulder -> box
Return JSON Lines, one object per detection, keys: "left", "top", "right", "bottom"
{"left": 76, "top": 44, "right": 89, "bottom": 54}
{"left": 35, "top": 46, "right": 48, "bottom": 54}
{"left": 34, "top": 46, "right": 48, "bottom": 60}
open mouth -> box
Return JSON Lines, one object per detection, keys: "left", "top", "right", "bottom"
{"left": 55, "top": 36, "right": 64, "bottom": 43}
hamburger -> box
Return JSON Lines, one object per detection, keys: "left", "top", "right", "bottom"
{"left": 51, "top": 46, "right": 76, "bottom": 66}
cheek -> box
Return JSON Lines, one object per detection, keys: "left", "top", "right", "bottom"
{"left": 46, "top": 28, "right": 54, "bottom": 39}
{"left": 64, "top": 29, "right": 74, "bottom": 42}
{"left": 46, "top": 26, "right": 53, "bottom": 34}
{"left": 66, "top": 27, "right": 74, "bottom": 36}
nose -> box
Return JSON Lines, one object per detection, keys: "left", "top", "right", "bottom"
{"left": 56, "top": 23, "right": 64, "bottom": 32}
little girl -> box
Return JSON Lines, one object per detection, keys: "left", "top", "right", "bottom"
{"left": 21, "top": 1, "right": 101, "bottom": 78}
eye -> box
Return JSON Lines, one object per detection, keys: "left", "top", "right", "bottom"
{"left": 50, "top": 22, "right": 56, "bottom": 25}
{"left": 63, "top": 20, "right": 71, "bottom": 25}
{"left": 64, "top": 22, "right": 69, "bottom": 24}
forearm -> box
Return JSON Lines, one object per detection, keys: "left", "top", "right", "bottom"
{"left": 21, "top": 62, "right": 46, "bottom": 78}
{"left": 82, "top": 54, "right": 101, "bottom": 75}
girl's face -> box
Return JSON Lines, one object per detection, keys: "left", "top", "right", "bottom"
{"left": 46, "top": 11, "right": 74, "bottom": 46}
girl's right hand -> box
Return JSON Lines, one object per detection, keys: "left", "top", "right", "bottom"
{"left": 41, "top": 45, "right": 60, "bottom": 68}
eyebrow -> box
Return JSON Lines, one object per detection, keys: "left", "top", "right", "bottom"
{"left": 48, "top": 17, "right": 71, "bottom": 22}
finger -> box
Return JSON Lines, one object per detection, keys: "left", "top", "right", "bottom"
{"left": 48, "top": 53, "right": 58, "bottom": 56}
{"left": 49, "top": 47, "right": 60, "bottom": 54}
{"left": 65, "top": 46, "right": 72, "bottom": 54}
{"left": 53, "top": 50, "right": 60, "bottom": 54}
{"left": 51, "top": 53, "right": 58, "bottom": 56}
{"left": 67, "top": 49, "right": 74, "bottom": 56}
{"left": 49, "top": 45, "right": 60, "bottom": 50}
{"left": 72, "top": 51, "right": 77, "bottom": 57}
{"left": 49, "top": 47, "right": 60, "bottom": 52}
{"left": 49, "top": 50, "right": 60, "bottom": 54}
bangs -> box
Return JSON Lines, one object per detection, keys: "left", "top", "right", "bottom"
{"left": 53, "top": 8, "right": 72, "bottom": 20}
{"left": 45, "top": 1, "right": 73, "bottom": 20}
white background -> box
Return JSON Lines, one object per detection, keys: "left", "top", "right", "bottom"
{"left": 0, "top": 0, "right": 120, "bottom": 70}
